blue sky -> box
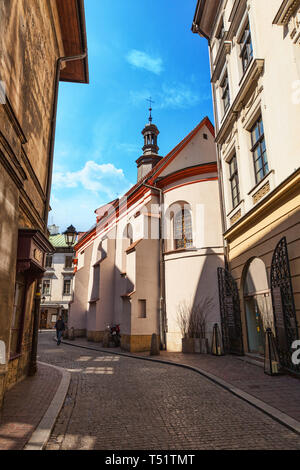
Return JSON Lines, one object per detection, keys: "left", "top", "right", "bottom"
{"left": 50, "top": 0, "right": 213, "bottom": 233}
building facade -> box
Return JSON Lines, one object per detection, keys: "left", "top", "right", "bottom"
{"left": 40, "top": 226, "right": 76, "bottom": 329}
{"left": 0, "top": 0, "right": 88, "bottom": 407}
{"left": 192, "top": 0, "right": 300, "bottom": 371}
{"left": 69, "top": 115, "right": 225, "bottom": 352}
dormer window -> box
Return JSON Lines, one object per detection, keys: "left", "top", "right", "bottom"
{"left": 239, "top": 21, "right": 253, "bottom": 73}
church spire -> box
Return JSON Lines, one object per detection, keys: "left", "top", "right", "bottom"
{"left": 135, "top": 100, "right": 163, "bottom": 182}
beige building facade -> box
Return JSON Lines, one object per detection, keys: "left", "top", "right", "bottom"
{"left": 192, "top": 0, "right": 300, "bottom": 371}
{"left": 0, "top": 0, "right": 88, "bottom": 407}
{"left": 69, "top": 116, "right": 225, "bottom": 352}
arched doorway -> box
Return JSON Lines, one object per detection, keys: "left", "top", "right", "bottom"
{"left": 243, "top": 258, "right": 273, "bottom": 355}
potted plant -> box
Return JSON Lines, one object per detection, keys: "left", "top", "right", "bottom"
{"left": 177, "top": 298, "right": 213, "bottom": 354}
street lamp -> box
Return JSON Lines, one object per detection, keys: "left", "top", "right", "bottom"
{"left": 63, "top": 225, "right": 77, "bottom": 247}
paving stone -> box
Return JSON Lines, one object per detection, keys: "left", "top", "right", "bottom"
{"left": 36, "top": 332, "right": 300, "bottom": 450}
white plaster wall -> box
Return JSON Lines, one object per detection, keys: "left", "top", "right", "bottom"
{"left": 159, "top": 124, "right": 216, "bottom": 177}
{"left": 68, "top": 243, "right": 93, "bottom": 331}
{"left": 130, "top": 239, "right": 160, "bottom": 336}
{"left": 163, "top": 179, "right": 224, "bottom": 351}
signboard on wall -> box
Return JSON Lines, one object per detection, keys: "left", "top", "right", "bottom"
{"left": 0, "top": 341, "right": 6, "bottom": 365}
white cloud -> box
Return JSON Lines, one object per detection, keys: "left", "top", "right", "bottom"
{"left": 159, "top": 83, "right": 200, "bottom": 109}
{"left": 129, "top": 82, "right": 210, "bottom": 111}
{"left": 126, "top": 49, "right": 163, "bottom": 75}
{"left": 50, "top": 161, "right": 134, "bottom": 232}
{"left": 52, "top": 160, "right": 133, "bottom": 200}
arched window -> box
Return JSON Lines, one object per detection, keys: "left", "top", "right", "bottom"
{"left": 174, "top": 209, "right": 193, "bottom": 250}
{"left": 124, "top": 224, "right": 133, "bottom": 245}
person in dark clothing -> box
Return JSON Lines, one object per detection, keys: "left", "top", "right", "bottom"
{"left": 55, "top": 315, "right": 65, "bottom": 346}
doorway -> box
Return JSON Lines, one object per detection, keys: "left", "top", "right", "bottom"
{"left": 243, "top": 258, "right": 273, "bottom": 355}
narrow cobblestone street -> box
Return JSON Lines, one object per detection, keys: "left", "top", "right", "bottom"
{"left": 37, "top": 332, "right": 300, "bottom": 450}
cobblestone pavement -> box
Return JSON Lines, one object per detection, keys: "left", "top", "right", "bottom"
{"left": 37, "top": 332, "right": 300, "bottom": 450}
{"left": 64, "top": 337, "right": 300, "bottom": 423}
{"left": 139, "top": 352, "right": 300, "bottom": 422}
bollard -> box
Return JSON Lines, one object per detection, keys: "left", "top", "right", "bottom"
{"left": 69, "top": 327, "right": 75, "bottom": 341}
{"left": 150, "top": 333, "right": 160, "bottom": 356}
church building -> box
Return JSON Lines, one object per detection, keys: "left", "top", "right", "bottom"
{"left": 69, "top": 112, "right": 225, "bottom": 352}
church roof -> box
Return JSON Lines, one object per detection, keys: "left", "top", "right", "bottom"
{"left": 76, "top": 116, "right": 215, "bottom": 250}
{"left": 124, "top": 115, "right": 214, "bottom": 198}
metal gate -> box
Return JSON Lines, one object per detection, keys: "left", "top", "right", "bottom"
{"left": 270, "top": 237, "right": 299, "bottom": 372}
{"left": 217, "top": 267, "right": 244, "bottom": 355}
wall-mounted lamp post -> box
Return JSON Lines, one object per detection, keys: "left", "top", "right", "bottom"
{"left": 63, "top": 225, "right": 77, "bottom": 247}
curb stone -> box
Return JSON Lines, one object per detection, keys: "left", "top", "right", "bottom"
{"left": 23, "top": 361, "right": 71, "bottom": 450}
{"left": 61, "top": 339, "right": 300, "bottom": 436}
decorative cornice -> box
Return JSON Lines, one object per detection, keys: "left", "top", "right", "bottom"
{"left": 215, "top": 59, "right": 265, "bottom": 144}
{"left": 224, "top": 168, "right": 300, "bottom": 241}
{"left": 211, "top": 41, "right": 231, "bottom": 83}
{"left": 155, "top": 163, "right": 217, "bottom": 188}
{"left": 273, "top": 0, "right": 300, "bottom": 25}
{"left": 2, "top": 96, "right": 27, "bottom": 145}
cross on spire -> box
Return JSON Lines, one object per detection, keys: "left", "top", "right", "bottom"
{"left": 147, "top": 97, "right": 154, "bottom": 123}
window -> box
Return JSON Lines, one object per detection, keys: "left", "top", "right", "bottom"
{"left": 250, "top": 116, "right": 268, "bottom": 184}
{"left": 45, "top": 255, "right": 52, "bottom": 268}
{"left": 63, "top": 279, "right": 71, "bottom": 295}
{"left": 174, "top": 209, "right": 193, "bottom": 250}
{"left": 42, "top": 280, "right": 51, "bottom": 296}
{"left": 78, "top": 250, "right": 85, "bottom": 270}
{"left": 10, "top": 273, "right": 26, "bottom": 356}
{"left": 229, "top": 155, "right": 240, "bottom": 208}
{"left": 216, "top": 19, "right": 225, "bottom": 41}
{"left": 90, "top": 265, "right": 100, "bottom": 301}
{"left": 65, "top": 256, "right": 73, "bottom": 269}
{"left": 239, "top": 21, "right": 253, "bottom": 73}
{"left": 138, "top": 300, "right": 147, "bottom": 318}
{"left": 221, "top": 71, "right": 230, "bottom": 114}
{"left": 124, "top": 224, "right": 133, "bottom": 245}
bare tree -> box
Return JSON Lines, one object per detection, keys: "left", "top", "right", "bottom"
{"left": 177, "top": 297, "right": 214, "bottom": 339}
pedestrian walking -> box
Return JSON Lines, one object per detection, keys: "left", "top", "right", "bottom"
{"left": 55, "top": 315, "right": 65, "bottom": 346}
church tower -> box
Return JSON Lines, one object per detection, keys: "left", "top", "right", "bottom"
{"left": 136, "top": 101, "right": 163, "bottom": 181}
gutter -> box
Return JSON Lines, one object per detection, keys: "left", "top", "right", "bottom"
{"left": 142, "top": 183, "right": 167, "bottom": 351}
{"left": 43, "top": 50, "right": 88, "bottom": 227}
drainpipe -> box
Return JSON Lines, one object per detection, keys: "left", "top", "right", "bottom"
{"left": 142, "top": 183, "right": 167, "bottom": 351}
{"left": 27, "top": 51, "right": 87, "bottom": 376}
{"left": 43, "top": 51, "right": 87, "bottom": 227}
{"left": 208, "top": 47, "right": 229, "bottom": 268}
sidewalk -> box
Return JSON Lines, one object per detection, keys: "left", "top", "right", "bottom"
{"left": 0, "top": 362, "right": 62, "bottom": 450}
{"left": 62, "top": 337, "right": 300, "bottom": 430}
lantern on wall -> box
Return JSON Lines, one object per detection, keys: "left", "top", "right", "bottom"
{"left": 264, "top": 328, "right": 281, "bottom": 376}
{"left": 211, "top": 323, "right": 223, "bottom": 356}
